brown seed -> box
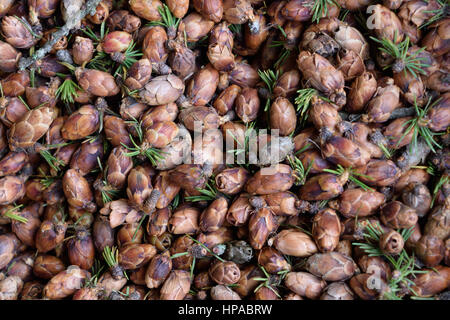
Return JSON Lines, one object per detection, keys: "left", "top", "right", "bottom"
{"left": 320, "top": 282, "right": 354, "bottom": 300}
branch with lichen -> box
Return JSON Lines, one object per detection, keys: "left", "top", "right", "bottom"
{"left": 18, "top": 0, "right": 102, "bottom": 70}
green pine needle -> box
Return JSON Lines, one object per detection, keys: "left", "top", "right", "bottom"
{"left": 370, "top": 33, "right": 431, "bottom": 78}
{"left": 287, "top": 155, "right": 313, "bottom": 186}
{"left": 395, "top": 96, "right": 443, "bottom": 154}
{"left": 431, "top": 175, "right": 449, "bottom": 208}
{"left": 147, "top": 4, "right": 181, "bottom": 29}
{"left": 3, "top": 205, "right": 27, "bottom": 223}
{"left": 55, "top": 78, "right": 82, "bottom": 104}
{"left": 353, "top": 222, "right": 428, "bottom": 300}
{"left": 295, "top": 88, "right": 331, "bottom": 123}
{"left": 258, "top": 69, "right": 280, "bottom": 112}
{"left": 113, "top": 40, "right": 143, "bottom": 77}
{"left": 419, "top": 0, "right": 449, "bottom": 29}
{"left": 322, "top": 165, "right": 374, "bottom": 191}
{"left": 309, "top": 0, "right": 340, "bottom": 23}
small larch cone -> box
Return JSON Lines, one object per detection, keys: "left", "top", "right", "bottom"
{"left": 284, "top": 271, "right": 327, "bottom": 300}
{"left": 306, "top": 252, "right": 356, "bottom": 281}
{"left": 1, "top": 16, "right": 37, "bottom": 49}
{"left": 257, "top": 246, "right": 291, "bottom": 274}
{"left": 186, "top": 64, "right": 220, "bottom": 106}
{"left": 379, "top": 230, "right": 404, "bottom": 255}
{"left": 139, "top": 74, "right": 185, "bottom": 106}
{"left": 209, "top": 260, "right": 241, "bottom": 285}
{"left": 142, "top": 26, "right": 168, "bottom": 67}
{"left": 106, "top": 146, "right": 133, "bottom": 190}
{"left": 312, "top": 208, "right": 342, "bottom": 253}
{"left": 118, "top": 243, "right": 157, "bottom": 269}
{"left": 199, "top": 197, "right": 228, "bottom": 233}
{"left": 297, "top": 51, "right": 346, "bottom": 107}
{"left": 43, "top": 266, "right": 91, "bottom": 299}
{"left": 129, "top": 0, "right": 163, "bottom": 22}
{"left": 248, "top": 207, "right": 277, "bottom": 250}
{"left": 160, "top": 270, "right": 191, "bottom": 300}
{"left": 125, "top": 58, "right": 153, "bottom": 91}
{"left": 62, "top": 169, "right": 96, "bottom": 213}
{"left": 329, "top": 188, "right": 386, "bottom": 218}
{"left": 8, "top": 107, "right": 57, "bottom": 151}
{"left": 207, "top": 22, "right": 235, "bottom": 72}
{"left": 72, "top": 36, "right": 94, "bottom": 66}
{"left": 35, "top": 220, "right": 67, "bottom": 253}
{"left": 127, "top": 165, "right": 154, "bottom": 209}
{"left": 61, "top": 105, "right": 99, "bottom": 140}
{"left": 67, "top": 229, "right": 95, "bottom": 270}
{"left": 0, "top": 40, "right": 21, "bottom": 73}
{"left": 75, "top": 68, "right": 120, "bottom": 97}
{"left": 245, "top": 164, "right": 295, "bottom": 195}
{"left": 145, "top": 251, "right": 172, "bottom": 289}
{"left": 271, "top": 229, "right": 317, "bottom": 257}
{"left": 193, "top": 0, "right": 224, "bottom": 23}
